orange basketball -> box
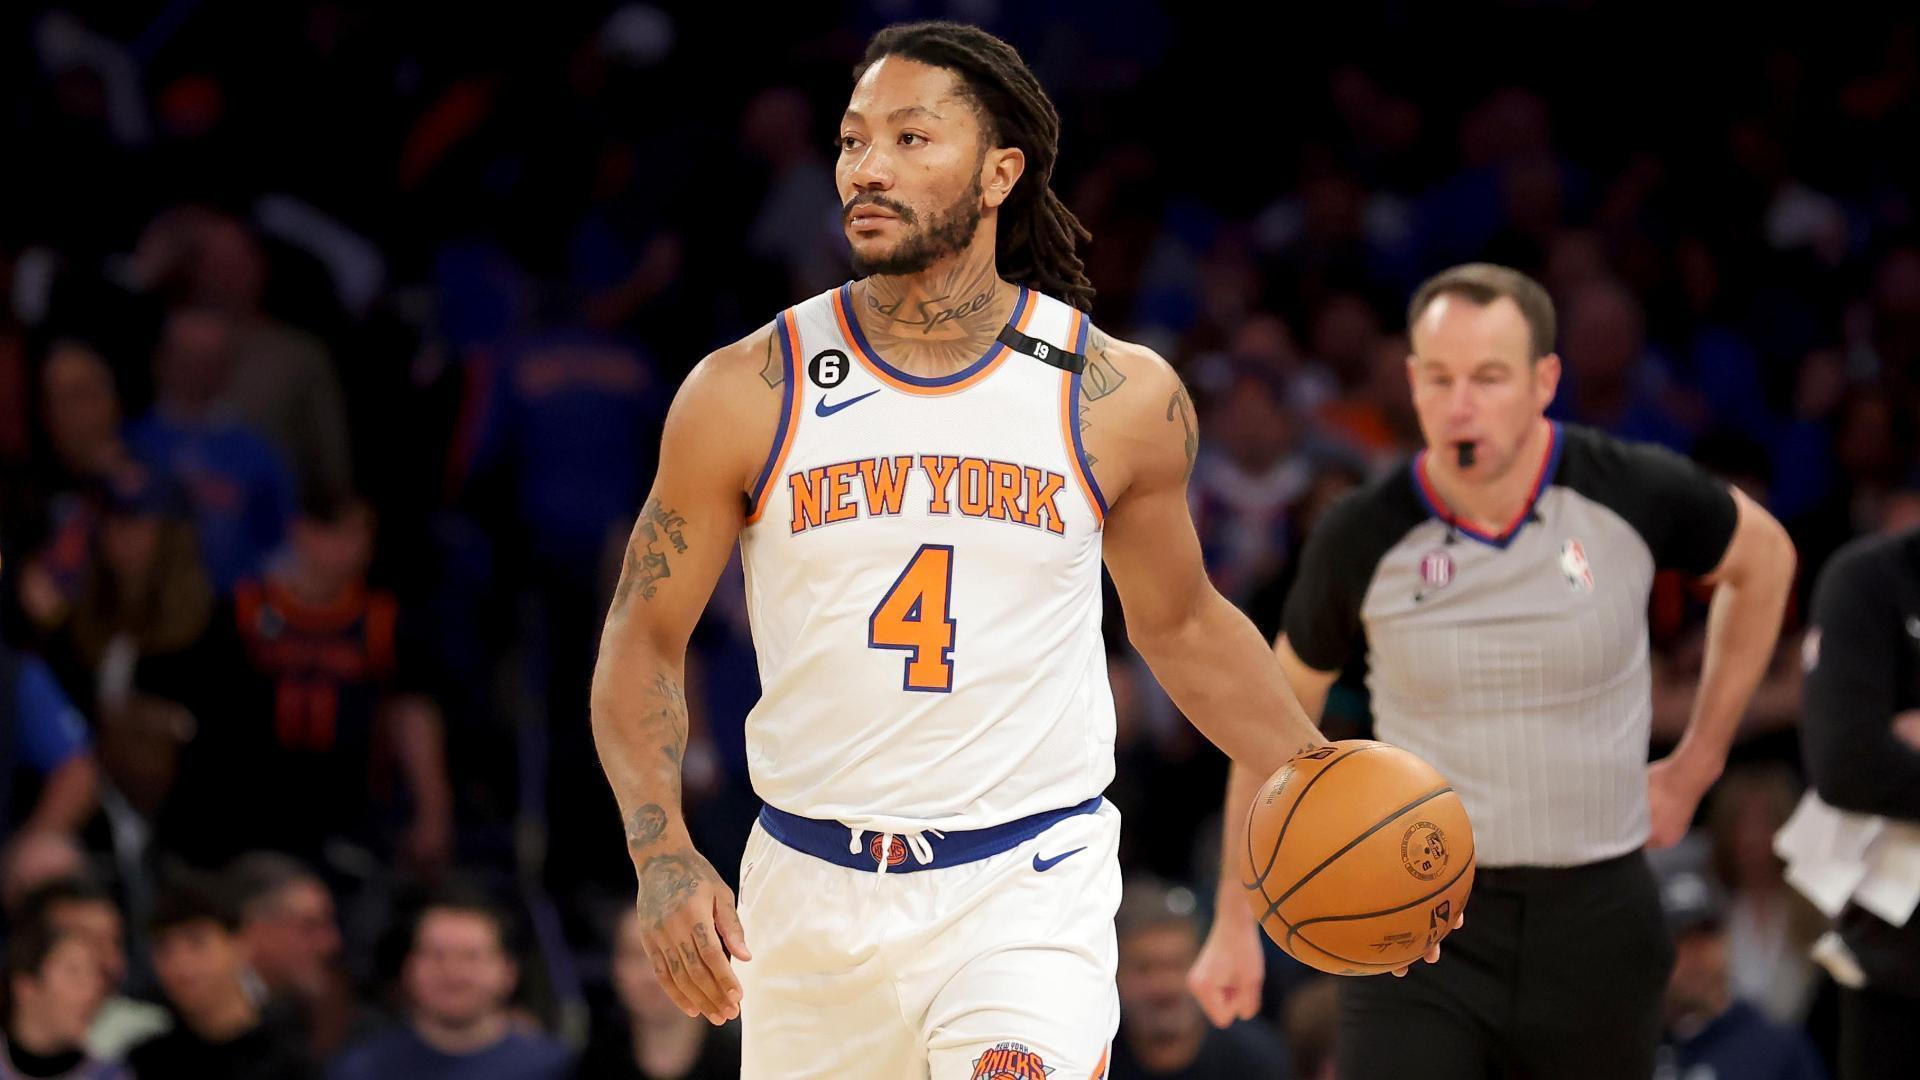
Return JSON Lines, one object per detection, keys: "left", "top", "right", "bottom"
{"left": 1240, "top": 740, "right": 1475, "bottom": 976}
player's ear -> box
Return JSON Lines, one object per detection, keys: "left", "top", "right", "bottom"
{"left": 982, "top": 146, "right": 1024, "bottom": 210}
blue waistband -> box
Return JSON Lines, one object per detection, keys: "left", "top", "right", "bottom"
{"left": 757, "top": 796, "right": 1104, "bottom": 873}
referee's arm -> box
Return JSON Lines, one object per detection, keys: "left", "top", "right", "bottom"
{"left": 1801, "top": 535, "right": 1920, "bottom": 820}
{"left": 1649, "top": 487, "right": 1797, "bottom": 846}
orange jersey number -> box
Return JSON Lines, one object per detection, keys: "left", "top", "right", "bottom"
{"left": 869, "top": 544, "right": 957, "bottom": 692}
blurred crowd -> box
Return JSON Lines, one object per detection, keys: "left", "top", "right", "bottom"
{"left": 0, "top": 2, "right": 1914, "bottom": 1077}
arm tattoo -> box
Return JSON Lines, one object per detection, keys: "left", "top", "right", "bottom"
{"left": 652, "top": 674, "right": 687, "bottom": 768}
{"left": 610, "top": 499, "right": 689, "bottom": 617}
{"left": 654, "top": 672, "right": 685, "bottom": 703}
{"left": 758, "top": 326, "right": 783, "bottom": 391}
{"left": 1083, "top": 329, "right": 1128, "bottom": 401}
{"left": 1168, "top": 388, "right": 1198, "bottom": 480}
{"left": 625, "top": 804, "right": 668, "bottom": 851}
{"left": 634, "top": 853, "right": 701, "bottom": 928}
{"left": 1078, "top": 399, "right": 1097, "bottom": 467}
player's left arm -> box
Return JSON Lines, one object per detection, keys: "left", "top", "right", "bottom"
{"left": 1651, "top": 485, "right": 1796, "bottom": 845}
{"left": 1092, "top": 338, "right": 1321, "bottom": 779}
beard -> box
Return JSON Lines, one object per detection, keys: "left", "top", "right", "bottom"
{"left": 847, "top": 176, "right": 985, "bottom": 278}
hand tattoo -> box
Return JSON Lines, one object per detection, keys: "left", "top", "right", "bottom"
{"left": 635, "top": 853, "right": 702, "bottom": 929}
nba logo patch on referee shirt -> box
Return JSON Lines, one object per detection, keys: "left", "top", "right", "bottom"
{"left": 1559, "top": 539, "right": 1595, "bottom": 593}
{"left": 1419, "top": 550, "right": 1454, "bottom": 593}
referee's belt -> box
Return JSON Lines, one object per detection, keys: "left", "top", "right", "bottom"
{"left": 757, "top": 796, "right": 1104, "bottom": 874}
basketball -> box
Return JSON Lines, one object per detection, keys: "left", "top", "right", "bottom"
{"left": 1240, "top": 740, "right": 1476, "bottom": 976}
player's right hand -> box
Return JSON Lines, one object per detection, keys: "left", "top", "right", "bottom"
{"left": 632, "top": 839, "right": 752, "bottom": 1025}
{"left": 1187, "top": 916, "right": 1265, "bottom": 1028}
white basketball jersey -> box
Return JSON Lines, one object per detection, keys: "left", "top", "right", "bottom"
{"left": 737, "top": 282, "right": 1115, "bottom": 832}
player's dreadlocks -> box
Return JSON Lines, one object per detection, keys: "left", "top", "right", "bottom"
{"left": 859, "top": 22, "right": 1096, "bottom": 312}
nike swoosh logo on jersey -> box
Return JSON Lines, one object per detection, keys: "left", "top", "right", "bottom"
{"left": 815, "top": 390, "right": 881, "bottom": 417}
{"left": 1032, "top": 846, "right": 1087, "bottom": 872}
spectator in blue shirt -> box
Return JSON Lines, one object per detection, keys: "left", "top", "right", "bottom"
{"left": 328, "top": 892, "right": 569, "bottom": 1080}
{"left": 1653, "top": 840, "right": 1827, "bottom": 1080}
{"left": 0, "top": 642, "right": 98, "bottom": 845}
{"left": 1111, "top": 877, "right": 1291, "bottom": 1080}
{"left": 1548, "top": 278, "right": 1701, "bottom": 454}
{"left": 125, "top": 307, "right": 295, "bottom": 591}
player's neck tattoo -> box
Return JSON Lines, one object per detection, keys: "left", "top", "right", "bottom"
{"left": 856, "top": 250, "right": 1016, "bottom": 375}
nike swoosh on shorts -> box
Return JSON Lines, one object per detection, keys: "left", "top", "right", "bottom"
{"left": 1032, "top": 846, "right": 1088, "bottom": 872}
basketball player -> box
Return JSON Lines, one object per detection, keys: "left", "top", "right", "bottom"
{"left": 1189, "top": 264, "right": 1797, "bottom": 1079}
{"left": 589, "top": 21, "right": 1405, "bottom": 1079}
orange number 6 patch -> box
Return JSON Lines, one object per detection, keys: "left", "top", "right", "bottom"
{"left": 869, "top": 544, "right": 957, "bottom": 692}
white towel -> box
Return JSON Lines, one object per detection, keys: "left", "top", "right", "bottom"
{"left": 1774, "top": 791, "right": 1920, "bottom": 928}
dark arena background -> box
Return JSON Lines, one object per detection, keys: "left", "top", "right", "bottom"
{"left": 0, "top": 2, "right": 1914, "bottom": 1078}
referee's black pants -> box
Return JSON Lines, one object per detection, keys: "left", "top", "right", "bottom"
{"left": 1336, "top": 850, "right": 1674, "bottom": 1080}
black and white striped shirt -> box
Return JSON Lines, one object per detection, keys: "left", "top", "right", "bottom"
{"left": 1284, "top": 423, "right": 1738, "bottom": 867}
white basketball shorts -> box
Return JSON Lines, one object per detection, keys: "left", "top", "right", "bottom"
{"left": 734, "top": 797, "right": 1121, "bottom": 1080}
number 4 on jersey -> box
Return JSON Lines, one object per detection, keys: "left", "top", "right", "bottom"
{"left": 869, "top": 544, "right": 957, "bottom": 692}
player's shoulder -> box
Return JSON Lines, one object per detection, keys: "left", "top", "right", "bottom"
{"left": 1075, "top": 327, "right": 1197, "bottom": 491}
{"left": 685, "top": 321, "right": 784, "bottom": 396}
{"left": 665, "top": 321, "right": 787, "bottom": 426}
{"left": 1076, "top": 328, "right": 1187, "bottom": 449}
{"left": 1081, "top": 326, "right": 1180, "bottom": 408}
{"left": 657, "top": 320, "right": 789, "bottom": 487}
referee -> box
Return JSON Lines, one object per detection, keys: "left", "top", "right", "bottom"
{"left": 1801, "top": 525, "right": 1920, "bottom": 1080}
{"left": 1188, "top": 264, "right": 1797, "bottom": 1079}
